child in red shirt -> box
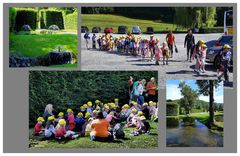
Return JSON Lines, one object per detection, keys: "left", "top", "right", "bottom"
{"left": 67, "top": 108, "right": 75, "bottom": 130}
{"left": 55, "top": 119, "right": 79, "bottom": 139}
{"left": 34, "top": 117, "right": 45, "bottom": 136}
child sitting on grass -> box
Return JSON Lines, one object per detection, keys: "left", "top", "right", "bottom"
{"left": 44, "top": 116, "right": 56, "bottom": 139}
{"left": 55, "top": 119, "right": 79, "bottom": 140}
{"left": 85, "top": 118, "right": 94, "bottom": 137}
{"left": 34, "top": 117, "right": 45, "bottom": 136}
{"left": 55, "top": 112, "right": 64, "bottom": 124}
{"left": 126, "top": 108, "right": 137, "bottom": 127}
{"left": 67, "top": 108, "right": 75, "bottom": 131}
{"left": 87, "top": 101, "right": 93, "bottom": 116}
{"left": 74, "top": 112, "right": 86, "bottom": 134}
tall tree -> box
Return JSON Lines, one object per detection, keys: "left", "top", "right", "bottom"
{"left": 178, "top": 81, "right": 199, "bottom": 114}
{"left": 196, "top": 80, "right": 221, "bottom": 128}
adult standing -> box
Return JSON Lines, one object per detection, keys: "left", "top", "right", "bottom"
{"left": 166, "top": 31, "right": 175, "bottom": 58}
{"left": 137, "top": 79, "right": 145, "bottom": 106}
{"left": 90, "top": 112, "right": 112, "bottom": 141}
{"left": 146, "top": 77, "right": 157, "bottom": 102}
{"left": 132, "top": 79, "right": 141, "bottom": 102}
{"left": 43, "top": 104, "right": 54, "bottom": 122}
{"left": 184, "top": 29, "right": 195, "bottom": 62}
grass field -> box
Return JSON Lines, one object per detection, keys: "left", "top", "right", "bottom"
{"left": 81, "top": 14, "right": 186, "bottom": 33}
{"left": 179, "top": 112, "right": 224, "bottom": 128}
{"left": 9, "top": 33, "right": 78, "bottom": 57}
{"left": 29, "top": 121, "right": 158, "bottom": 148}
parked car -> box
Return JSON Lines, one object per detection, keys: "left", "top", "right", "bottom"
{"left": 206, "top": 42, "right": 233, "bottom": 69}
{"left": 104, "top": 27, "right": 113, "bottom": 33}
{"left": 92, "top": 27, "right": 101, "bottom": 33}
{"left": 205, "top": 35, "right": 233, "bottom": 49}
{"left": 146, "top": 27, "right": 154, "bottom": 34}
{"left": 132, "top": 26, "right": 141, "bottom": 34}
{"left": 81, "top": 26, "right": 89, "bottom": 33}
{"left": 118, "top": 26, "right": 127, "bottom": 34}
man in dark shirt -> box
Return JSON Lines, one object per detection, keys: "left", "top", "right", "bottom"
{"left": 184, "top": 29, "right": 195, "bottom": 62}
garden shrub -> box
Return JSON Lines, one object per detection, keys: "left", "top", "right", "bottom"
{"left": 40, "top": 10, "right": 64, "bottom": 29}
{"left": 15, "top": 8, "right": 37, "bottom": 31}
{"left": 215, "top": 114, "right": 223, "bottom": 122}
{"left": 9, "top": 7, "right": 17, "bottom": 32}
{"left": 166, "top": 116, "right": 179, "bottom": 127}
{"left": 166, "top": 102, "right": 179, "bottom": 116}
{"left": 199, "top": 27, "right": 224, "bottom": 33}
{"left": 63, "top": 11, "right": 78, "bottom": 31}
{"left": 181, "top": 116, "right": 196, "bottom": 126}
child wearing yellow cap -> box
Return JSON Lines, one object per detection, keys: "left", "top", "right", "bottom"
{"left": 67, "top": 109, "right": 75, "bottom": 131}
{"left": 87, "top": 101, "right": 93, "bottom": 116}
{"left": 85, "top": 118, "right": 94, "bottom": 137}
{"left": 55, "top": 112, "right": 64, "bottom": 124}
{"left": 34, "top": 117, "right": 45, "bottom": 136}
{"left": 55, "top": 119, "right": 79, "bottom": 140}
{"left": 74, "top": 112, "right": 86, "bottom": 134}
{"left": 44, "top": 116, "right": 56, "bottom": 138}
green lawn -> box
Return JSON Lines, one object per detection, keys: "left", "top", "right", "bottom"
{"left": 179, "top": 112, "right": 224, "bottom": 128}
{"left": 81, "top": 14, "right": 186, "bottom": 33}
{"left": 9, "top": 33, "right": 78, "bottom": 57}
{"left": 29, "top": 121, "right": 158, "bottom": 148}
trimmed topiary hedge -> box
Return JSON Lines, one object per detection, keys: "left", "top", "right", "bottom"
{"left": 166, "top": 116, "right": 179, "bottom": 127}
{"left": 15, "top": 8, "right": 37, "bottom": 31}
{"left": 166, "top": 102, "right": 179, "bottom": 116}
{"left": 9, "top": 7, "right": 17, "bottom": 32}
{"left": 40, "top": 10, "right": 64, "bottom": 29}
{"left": 63, "top": 11, "right": 78, "bottom": 31}
{"left": 181, "top": 116, "right": 195, "bottom": 126}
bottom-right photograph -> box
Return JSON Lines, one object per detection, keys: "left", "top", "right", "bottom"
{"left": 166, "top": 80, "right": 224, "bottom": 147}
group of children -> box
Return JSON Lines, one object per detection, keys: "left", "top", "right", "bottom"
{"left": 88, "top": 33, "right": 171, "bottom": 65}
{"left": 34, "top": 99, "right": 158, "bottom": 141}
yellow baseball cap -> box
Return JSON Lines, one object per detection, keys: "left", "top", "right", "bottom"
{"left": 58, "top": 112, "right": 64, "bottom": 117}
{"left": 87, "top": 101, "right": 93, "bottom": 107}
{"left": 48, "top": 116, "right": 55, "bottom": 121}
{"left": 67, "top": 108, "right": 73, "bottom": 113}
{"left": 223, "top": 44, "right": 231, "bottom": 49}
{"left": 137, "top": 111, "right": 143, "bottom": 116}
{"left": 37, "top": 117, "right": 44, "bottom": 122}
{"left": 77, "top": 112, "right": 83, "bottom": 117}
{"left": 58, "top": 119, "right": 66, "bottom": 125}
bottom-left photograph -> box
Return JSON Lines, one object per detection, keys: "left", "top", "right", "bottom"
{"left": 29, "top": 71, "right": 158, "bottom": 148}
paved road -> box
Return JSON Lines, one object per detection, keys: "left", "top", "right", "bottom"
{"left": 81, "top": 33, "right": 233, "bottom": 88}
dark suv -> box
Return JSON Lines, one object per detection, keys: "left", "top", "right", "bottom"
{"left": 118, "top": 26, "right": 127, "bottom": 34}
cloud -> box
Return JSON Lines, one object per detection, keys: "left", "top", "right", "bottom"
{"left": 166, "top": 84, "right": 182, "bottom": 100}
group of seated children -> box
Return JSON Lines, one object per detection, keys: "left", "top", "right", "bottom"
{"left": 34, "top": 99, "right": 158, "bottom": 141}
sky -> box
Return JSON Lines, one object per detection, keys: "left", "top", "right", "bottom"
{"left": 166, "top": 80, "right": 224, "bottom": 103}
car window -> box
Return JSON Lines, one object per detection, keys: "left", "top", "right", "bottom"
{"left": 219, "top": 36, "right": 233, "bottom": 44}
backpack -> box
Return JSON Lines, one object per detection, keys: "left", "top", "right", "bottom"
{"left": 84, "top": 33, "right": 89, "bottom": 39}
{"left": 113, "top": 123, "right": 125, "bottom": 139}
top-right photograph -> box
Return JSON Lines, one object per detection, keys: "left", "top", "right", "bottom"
{"left": 81, "top": 6, "right": 234, "bottom": 88}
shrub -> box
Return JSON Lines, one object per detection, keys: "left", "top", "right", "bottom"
{"left": 215, "top": 114, "right": 223, "bottom": 122}
{"left": 40, "top": 10, "right": 64, "bottom": 29}
{"left": 166, "top": 102, "right": 179, "bottom": 116}
{"left": 63, "top": 11, "right": 78, "bottom": 31}
{"left": 181, "top": 116, "right": 196, "bottom": 126}
{"left": 9, "top": 7, "right": 17, "bottom": 32}
{"left": 166, "top": 116, "right": 179, "bottom": 127}
{"left": 15, "top": 8, "right": 37, "bottom": 31}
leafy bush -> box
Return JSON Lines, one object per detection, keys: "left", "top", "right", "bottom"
{"left": 63, "top": 11, "right": 78, "bottom": 30}
{"left": 166, "top": 102, "right": 179, "bottom": 116}
{"left": 9, "top": 7, "right": 17, "bottom": 32}
{"left": 15, "top": 8, "right": 37, "bottom": 31}
{"left": 29, "top": 71, "right": 158, "bottom": 126}
{"left": 166, "top": 116, "right": 179, "bottom": 127}
{"left": 181, "top": 116, "right": 196, "bottom": 126}
{"left": 40, "top": 10, "right": 64, "bottom": 29}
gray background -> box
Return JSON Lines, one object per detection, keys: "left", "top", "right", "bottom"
{"left": 3, "top": 3, "right": 237, "bottom": 153}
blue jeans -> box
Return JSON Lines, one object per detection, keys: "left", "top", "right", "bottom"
{"left": 138, "top": 96, "right": 144, "bottom": 105}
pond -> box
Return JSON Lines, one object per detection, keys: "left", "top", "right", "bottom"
{"left": 167, "top": 120, "right": 223, "bottom": 147}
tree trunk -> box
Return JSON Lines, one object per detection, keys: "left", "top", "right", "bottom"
{"left": 209, "top": 81, "right": 215, "bottom": 128}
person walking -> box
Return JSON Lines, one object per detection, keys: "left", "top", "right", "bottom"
{"left": 84, "top": 31, "right": 90, "bottom": 50}
{"left": 218, "top": 44, "right": 232, "bottom": 84}
{"left": 184, "top": 29, "right": 195, "bottom": 62}
{"left": 166, "top": 31, "right": 175, "bottom": 58}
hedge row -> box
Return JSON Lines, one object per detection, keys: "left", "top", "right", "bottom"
{"left": 166, "top": 116, "right": 179, "bottom": 127}
{"left": 10, "top": 7, "right": 77, "bottom": 32}
{"left": 181, "top": 116, "right": 196, "bottom": 126}
{"left": 63, "top": 11, "right": 78, "bottom": 30}
{"left": 166, "top": 102, "right": 179, "bottom": 116}
{"left": 40, "top": 10, "right": 64, "bottom": 29}
{"left": 14, "top": 8, "right": 37, "bottom": 31}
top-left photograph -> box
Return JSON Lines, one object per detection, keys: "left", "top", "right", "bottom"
{"left": 9, "top": 7, "right": 78, "bottom": 68}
